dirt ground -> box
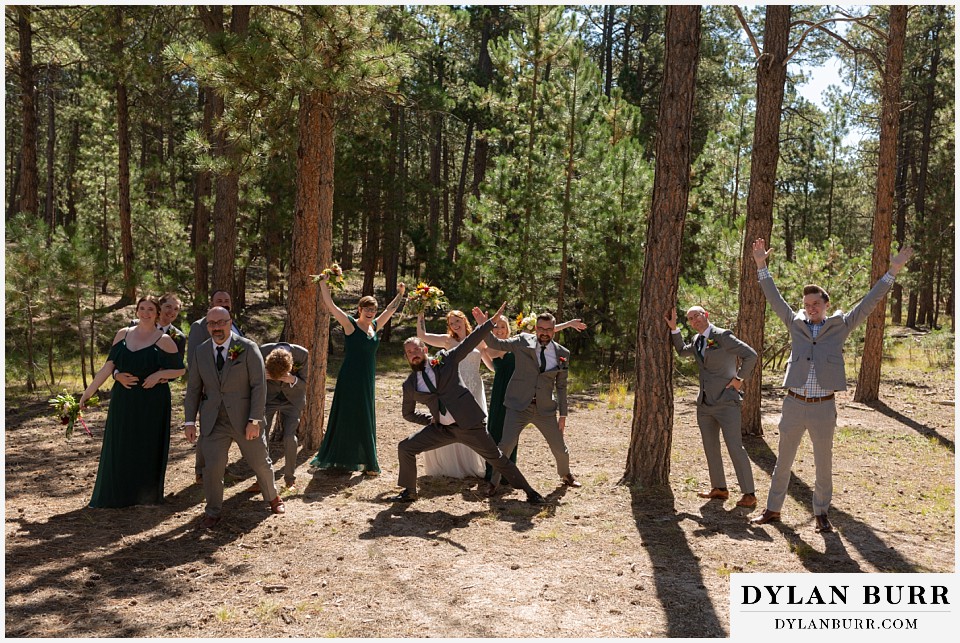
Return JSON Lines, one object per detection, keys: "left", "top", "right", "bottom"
{"left": 4, "top": 346, "right": 954, "bottom": 638}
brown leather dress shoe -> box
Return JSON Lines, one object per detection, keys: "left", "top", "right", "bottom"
{"left": 815, "top": 514, "right": 833, "bottom": 533}
{"left": 245, "top": 481, "right": 261, "bottom": 494}
{"left": 698, "top": 488, "right": 730, "bottom": 500}
{"left": 561, "top": 473, "right": 582, "bottom": 488}
{"left": 270, "top": 497, "right": 286, "bottom": 515}
{"left": 736, "top": 493, "right": 758, "bottom": 508}
{"left": 749, "top": 509, "right": 781, "bottom": 525}
{"left": 200, "top": 514, "right": 221, "bottom": 529}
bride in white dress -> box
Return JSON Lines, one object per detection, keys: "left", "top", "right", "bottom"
{"left": 416, "top": 310, "right": 486, "bottom": 478}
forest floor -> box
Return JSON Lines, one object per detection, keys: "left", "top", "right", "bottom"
{"left": 4, "top": 321, "right": 955, "bottom": 638}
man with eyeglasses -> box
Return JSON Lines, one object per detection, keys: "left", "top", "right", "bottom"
{"left": 482, "top": 311, "right": 581, "bottom": 494}
{"left": 749, "top": 238, "right": 913, "bottom": 534}
{"left": 666, "top": 305, "right": 758, "bottom": 509}
{"left": 183, "top": 307, "right": 285, "bottom": 528}
{"left": 187, "top": 290, "right": 244, "bottom": 483}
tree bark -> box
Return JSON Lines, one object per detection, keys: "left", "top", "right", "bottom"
{"left": 854, "top": 6, "right": 907, "bottom": 402}
{"left": 622, "top": 5, "right": 700, "bottom": 487}
{"left": 288, "top": 90, "right": 335, "bottom": 451}
{"left": 44, "top": 66, "right": 56, "bottom": 231}
{"left": 17, "top": 7, "right": 39, "bottom": 219}
{"left": 735, "top": 5, "right": 790, "bottom": 437}
{"left": 192, "top": 86, "right": 214, "bottom": 316}
{"left": 115, "top": 8, "right": 136, "bottom": 304}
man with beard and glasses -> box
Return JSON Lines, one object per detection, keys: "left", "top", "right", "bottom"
{"left": 391, "top": 301, "right": 548, "bottom": 506}
{"left": 481, "top": 311, "right": 580, "bottom": 494}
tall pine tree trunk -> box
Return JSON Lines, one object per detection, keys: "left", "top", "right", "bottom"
{"left": 289, "top": 90, "right": 335, "bottom": 451}
{"left": 17, "top": 7, "right": 39, "bottom": 219}
{"left": 192, "top": 87, "right": 214, "bottom": 315}
{"left": 622, "top": 5, "right": 701, "bottom": 487}
{"left": 735, "top": 5, "right": 789, "bottom": 437}
{"left": 855, "top": 6, "right": 908, "bottom": 402}
{"left": 44, "top": 66, "right": 56, "bottom": 230}
{"left": 115, "top": 8, "right": 136, "bottom": 304}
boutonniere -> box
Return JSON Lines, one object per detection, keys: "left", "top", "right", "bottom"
{"left": 166, "top": 326, "right": 179, "bottom": 339}
{"left": 558, "top": 356, "right": 568, "bottom": 369}
{"left": 228, "top": 343, "right": 245, "bottom": 361}
{"left": 429, "top": 352, "right": 446, "bottom": 368}
{"left": 705, "top": 338, "right": 718, "bottom": 350}
{"left": 292, "top": 361, "right": 303, "bottom": 374}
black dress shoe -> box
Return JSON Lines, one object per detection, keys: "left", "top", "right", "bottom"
{"left": 815, "top": 514, "right": 833, "bottom": 533}
{"left": 526, "top": 491, "right": 549, "bottom": 505}
{"left": 388, "top": 489, "right": 417, "bottom": 503}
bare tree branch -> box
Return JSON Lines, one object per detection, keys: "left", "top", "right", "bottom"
{"left": 733, "top": 6, "right": 761, "bottom": 59}
{"left": 783, "top": 16, "right": 887, "bottom": 70}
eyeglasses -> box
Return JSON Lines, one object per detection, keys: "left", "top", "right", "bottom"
{"left": 206, "top": 319, "right": 232, "bottom": 328}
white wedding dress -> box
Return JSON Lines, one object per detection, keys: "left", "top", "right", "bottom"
{"left": 422, "top": 346, "right": 486, "bottom": 478}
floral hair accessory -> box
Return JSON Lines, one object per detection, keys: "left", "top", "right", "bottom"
{"left": 407, "top": 282, "right": 449, "bottom": 315}
{"left": 228, "top": 344, "right": 245, "bottom": 361}
{"left": 311, "top": 263, "right": 345, "bottom": 292}
{"left": 49, "top": 392, "right": 98, "bottom": 438}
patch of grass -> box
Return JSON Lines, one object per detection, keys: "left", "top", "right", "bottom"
{"left": 789, "top": 541, "right": 815, "bottom": 560}
{"left": 594, "top": 471, "right": 610, "bottom": 485}
{"left": 295, "top": 600, "right": 324, "bottom": 615}
{"left": 536, "top": 528, "right": 560, "bottom": 541}
{"left": 604, "top": 370, "right": 629, "bottom": 409}
{"left": 918, "top": 485, "right": 954, "bottom": 517}
{"left": 214, "top": 606, "right": 235, "bottom": 623}
{"left": 255, "top": 600, "right": 281, "bottom": 622}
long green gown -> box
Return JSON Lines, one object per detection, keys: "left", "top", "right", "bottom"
{"left": 310, "top": 316, "right": 381, "bottom": 473}
{"left": 89, "top": 337, "right": 183, "bottom": 507}
{"left": 483, "top": 352, "right": 520, "bottom": 482}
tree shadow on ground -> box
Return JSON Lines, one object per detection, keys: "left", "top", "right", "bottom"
{"left": 628, "top": 485, "right": 726, "bottom": 638}
{"left": 4, "top": 493, "right": 278, "bottom": 637}
{"left": 745, "top": 435, "right": 922, "bottom": 573}
{"left": 867, "top": 400, "right": 954, "bottom": 452}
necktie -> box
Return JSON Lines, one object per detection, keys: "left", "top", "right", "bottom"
{"left": 695, "top": 335, "right": 704, "bottom": 359}
{"left": 422, "top": 368, "right": 446, "bottom": 415}
{"left": 539, "top": 345, "right": 547, "bottom": 373}
{"left": 216, "top": 346, "right": 225, "bottom": 371}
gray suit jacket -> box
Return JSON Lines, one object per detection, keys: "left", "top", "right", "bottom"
{"left": 260, "top": 342, "right": 309, "bottom": 413}
{"left": 187, "top": 315, "right": 244, "bottom": 367}
{"left": 402, "top": 318, "right": 495, "bottom": 429}
{"left": 760, "top": 272, "right": 894, "bottom": 391}
{"left": 672, "top": 326, "right": 758, "bottom": 406}
{"left": 483, "top": 333, "right": 569, "bottom": 416}
{"left": 183, "top": 333, "right": 267, "bottom": 435}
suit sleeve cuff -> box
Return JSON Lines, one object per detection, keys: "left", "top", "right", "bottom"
{"left": 670, "top": 328, "right": 681, "bottom": 334}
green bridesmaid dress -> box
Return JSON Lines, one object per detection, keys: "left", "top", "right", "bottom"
{"left": 310, "top": 316, "right": 381, "bottom": 473}
{"left": 90, "top": 336, "right": 183, "bottom": 507}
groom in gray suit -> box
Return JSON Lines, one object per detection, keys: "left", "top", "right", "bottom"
{"left": 183, "top": 307, "right": 285, "bottom": 528}
{"left": 749, "top": 238, "right": 913, "bottom": 533}
{"left": 393, "top": 302, "right": 547, "bottom": 505}
{"left": 482, "top": 312, "right": 580, "bottom": 491}
{"left": 667, "top": 305, "right": 758, "bottom": 508}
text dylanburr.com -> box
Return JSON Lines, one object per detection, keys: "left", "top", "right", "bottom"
{"left": 730, "top": 573, "right": 957, "bottom": 640}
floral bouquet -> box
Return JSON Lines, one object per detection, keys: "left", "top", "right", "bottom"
{"left": 49, "top": 392, "right": 99, "bottom": 438}
{"left": 310, "top": 263, "right": 345, "bottom": 292}
{"left": 515, "top": 312, "right": 537, "bottom": 333}
{"left": 407, "top": 282, "right": 449, "bottom": 315}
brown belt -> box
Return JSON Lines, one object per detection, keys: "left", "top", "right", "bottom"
{"left": 787, "top": 390, "right": 835, "bottom": 403}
